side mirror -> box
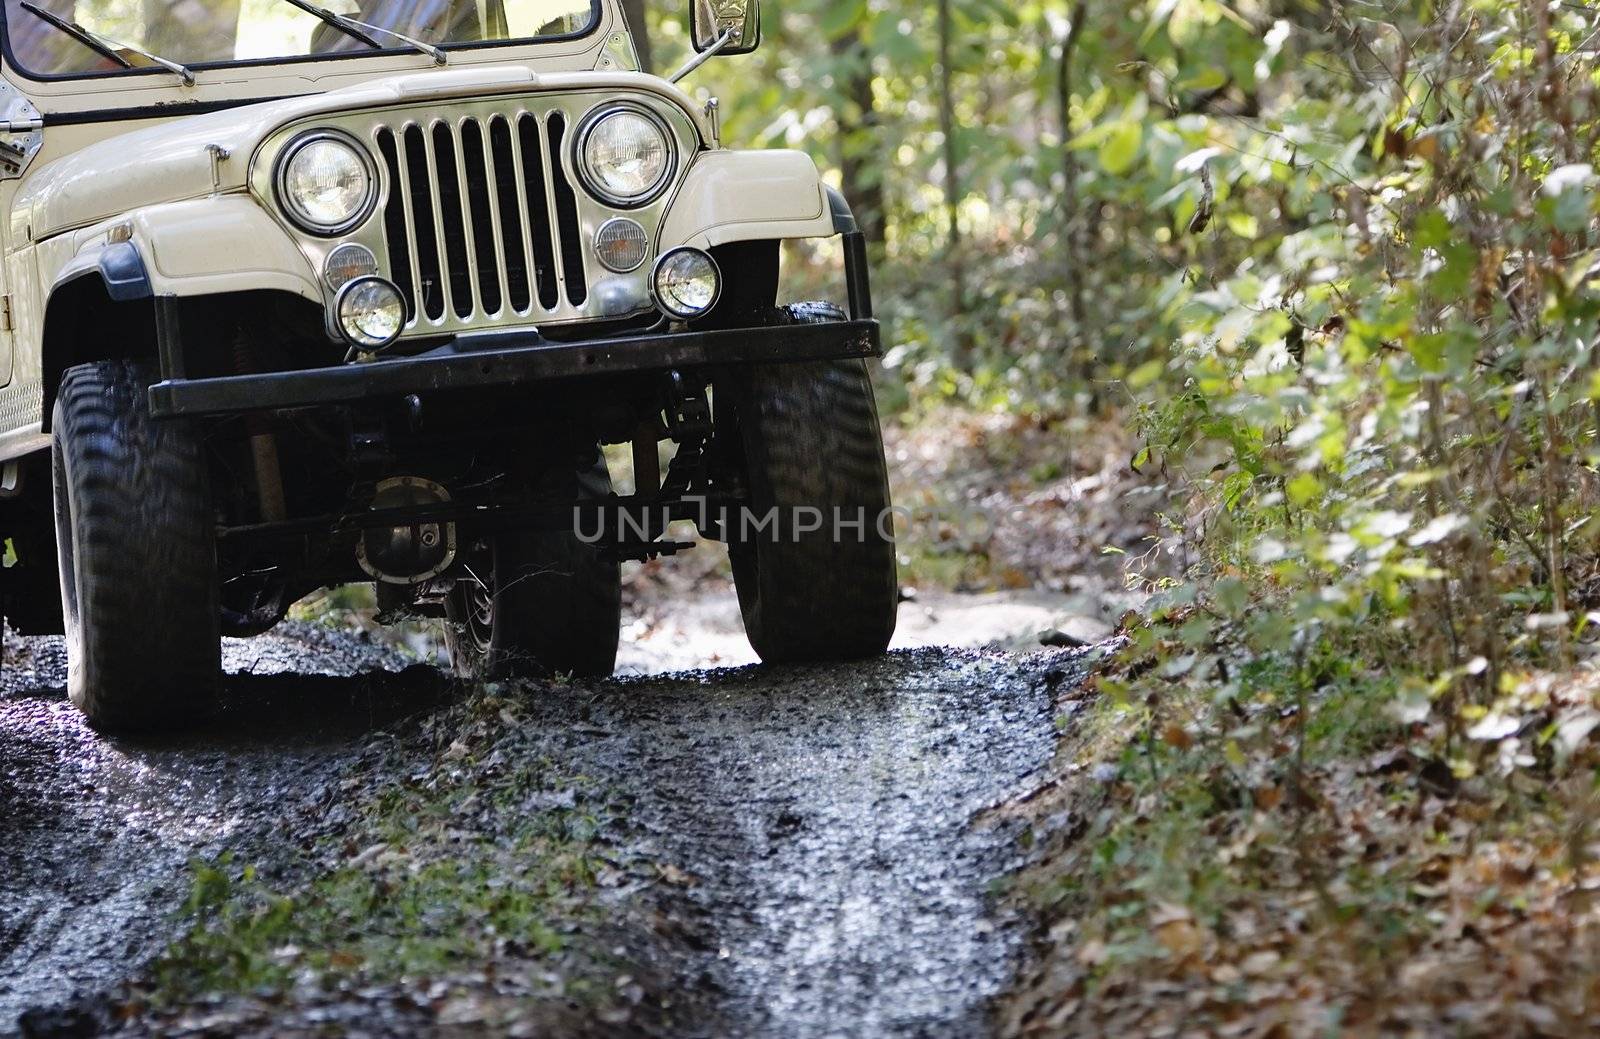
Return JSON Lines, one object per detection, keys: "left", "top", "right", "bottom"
{"left": 690, "top": 0, "right": 761, "bottom": 56}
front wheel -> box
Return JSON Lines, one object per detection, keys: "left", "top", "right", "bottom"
{"left": 52, "top": 360, "right": 220, "bottom": 731}
{"left": 445, "top": 461, "right": 621, "bottom": 680}
{"left": 720, "top": 304, "right": 899, "bottom": 663}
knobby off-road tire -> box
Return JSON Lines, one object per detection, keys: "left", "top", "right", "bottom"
{"left": 722, "top": 303, "right": 899, "bottom": 663}
{"left": 52, "top": 360, "right": 220, "bottom": 732}
{"left": 445, "top": 461, "right": 621, "bottom": 680}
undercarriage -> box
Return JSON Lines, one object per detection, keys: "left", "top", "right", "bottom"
{"left": 7, "top": 280, "right": 898, "bottom": 731}
{"left": 207, "top": 363, "right": 736, "bottom": 636}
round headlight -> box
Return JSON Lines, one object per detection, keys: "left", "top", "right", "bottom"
{"left": 577, "top": 106, "right": 674, "bottom": 208}
{"left": 653, "top": 248, "right": 722, "bottom": 320}
{"left": 277, "top": 132, "right": 376, "bottom": 235}
{"left": 336, "top": 277, "right": 405, "bottom": 350}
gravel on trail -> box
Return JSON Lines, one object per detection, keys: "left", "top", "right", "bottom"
{"left": 0, "top": 621, "right": 1093, "bottom": 1038}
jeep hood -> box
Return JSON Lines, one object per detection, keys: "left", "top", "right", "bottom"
{"left": 14, "top": 66, "right": 705, "bottom": 244}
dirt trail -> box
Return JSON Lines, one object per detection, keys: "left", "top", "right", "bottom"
{"left": 0, "top": 625, "right": 445, "bottom": 1029}
{"left": 618, "top": 582, "right": 1122, "bottom": 674}
{"left": 0, "top": 610, "right": 1092, "bottom": 1037}
{"left": 576, "top": 650, "right": 1083, "bottom": 1035}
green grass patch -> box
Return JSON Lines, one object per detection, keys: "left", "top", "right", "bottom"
{"left": 145, "top": 689, "right": 633, "bottom": 1019}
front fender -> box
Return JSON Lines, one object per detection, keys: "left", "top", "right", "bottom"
{"left": 658, "top": 150, "right": 838, "bottom": 252}
{"left": 16, "top": 196, "right": 320, "bottom": 446}
{"left": 38, "top": 195, "right": 321, "bottom": 307}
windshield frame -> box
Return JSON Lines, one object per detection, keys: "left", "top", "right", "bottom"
{"left": 0, "top": 0, "right": 603, "bottom": 84}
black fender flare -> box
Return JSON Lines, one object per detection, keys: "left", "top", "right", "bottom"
{"left": 825, "top": 186, "right": 859, "bottom": 235}
{"left": 44, "top": 240, "right": 154, "bottom": 305}
{"left": 39, "top": 243, "right": 156, "bottom": 430}
{"left": 90, "top": 241, "right": 154, "bottom": 302}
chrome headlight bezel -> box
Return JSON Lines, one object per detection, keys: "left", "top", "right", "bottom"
{"left": 652, "top": 247, "right": 723, "bottom": 320}
{"left": 334, "top": 275, "right": 406, "bottom": 351}
{"left": 574, "top": 102, "right": 677, "bottom": 209}
{"left": 274, "top": 129, "right": 379, "bottom": 238}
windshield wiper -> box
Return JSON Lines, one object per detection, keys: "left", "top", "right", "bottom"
{"left": 279, "top": 0, "right": 380, "bottom": 50}
{"left": 280, "top": 0, "right": 447, "bottom": 65}
{"left": 19, "top": 2, "right": 128, "bottom": 69}
{"left": 21, "top": 1, "right": 194, "bottom": 84}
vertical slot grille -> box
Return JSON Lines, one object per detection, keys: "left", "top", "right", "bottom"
{"left": 517, "top": 112, "right": 560, "bottom": 310}
{"left": 401, "top": 125, "right": 444, "bottom": 321}
{"left": 546, "top": 112, "right": 588, "bottom": 308}
{"left": 373, "top": 103, "right": 625, "bottom": 330}
{"left": 459, "top": 119, "right": 503, "bottom": 315}
{"left": 374, "top": 129, "right": 415, "bottom": 321}
{"left": 429, "top": 121, "right": 473, "bottom": 319}
{"left": 489, "top": 116, "right": 532, "bottom": 314}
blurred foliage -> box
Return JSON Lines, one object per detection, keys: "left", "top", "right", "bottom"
{"left": 651, "top": 0, "right": 1600, "bottom": 756}
{"left": 714, "top": 3, "right": 1600, "bottom": 1020}
{"left": 643, "top": 0, "right": 1336, "bottom": 412}
{"left": 646, "top": 0, "right": 1105, "bottom": 411}
{"left": 1105, "top": 0, "right": 1600, "bottom": 762}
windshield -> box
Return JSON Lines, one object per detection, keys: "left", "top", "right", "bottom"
{"left": 2, "top": 0, "right": 598, "bottom": 78}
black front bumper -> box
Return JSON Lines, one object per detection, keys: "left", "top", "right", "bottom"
{"left": 148, "top": 318, "right": 881, "bottom": 420}
{"left": 150, "top": 208, "right": 881, "bottom": 421}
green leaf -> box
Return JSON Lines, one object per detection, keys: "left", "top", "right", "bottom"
{"left": 1214, "top": 579, "right": 1249, "bottom": 616}
{"left": 1410, "top": 332, "right": 1446, "bottom": 374}
{"left": 1221, "top": 470, "right": 1254, "bottom": 511}
{"left": 1099, "top": 122, "right": 1143, "bottom": 175}
{"left": 1286, "top": 472, "right": 1322, "bottom": 506}
{"left": 1225, "top": 212, "right": 1259, "bottom": 239}
{"left": 1414, "top": 210, "right": 1452, "bottom": 250}
{"left": 1430, "top": 241, "right": 1477, "bottom": 300}
{"left": 818, "top": 0, "right": 867, "bottom": 37}
{"left": 1178, "top": 68, "right": 1229, "bottom": 92}
{"left": 1128, "top": 359, "right": 1165, "bottom": 390}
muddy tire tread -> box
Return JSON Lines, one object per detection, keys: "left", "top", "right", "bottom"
{"left": 446, "top": 462, "right": 621, "bottom": 680}
{"left": 53, "top": 360, "right": 219, "bottom": 730}
{"left": 727, "top": 303, "right": 898, "bottom": 663}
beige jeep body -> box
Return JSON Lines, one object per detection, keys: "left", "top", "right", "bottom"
{"left": 0, "top": 0, "right": 839, "bottom": 460}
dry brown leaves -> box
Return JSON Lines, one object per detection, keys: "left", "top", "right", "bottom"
{"left": 886, "top": 407, "right": 1173, "bottom": 594}
{"left": 999, "top": 671, "right": 1600, "bottom": 1037}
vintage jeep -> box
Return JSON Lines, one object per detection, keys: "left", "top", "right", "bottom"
{"left": 0, "top": 0, "right": 898, "bottom": 730}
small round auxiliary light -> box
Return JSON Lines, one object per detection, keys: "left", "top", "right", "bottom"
{"left": 335, "top": 276, "right": 405, "bottom": 351}
{"left": 595, "top": 218, "right": 649, "bottom": 273}
{"left": 652, "top": 248, "right": 722, "bottom": 321}
{"left": 323, "top": 242, "right": 379, "bottom": 291}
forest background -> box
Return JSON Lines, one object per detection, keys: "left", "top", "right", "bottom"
{"left": 630, "top": 1, "right": 1600, "bottom": 1030}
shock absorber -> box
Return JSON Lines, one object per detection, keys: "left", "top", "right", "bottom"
{"left": 233, "top": 331, "right": 286, "bottom": 523}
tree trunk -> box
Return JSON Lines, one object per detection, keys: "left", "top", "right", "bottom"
{"left": 937, "top": 0, "right": 970, "bottom": 365}
{"left": 831, "top": 29, "right": 886, "bottom": 246}
{"left": 1059, "top": 2, "right": 1088, "bottom": 382}
{"left": 621, "top": 0, "right": 653, "bottom": 74}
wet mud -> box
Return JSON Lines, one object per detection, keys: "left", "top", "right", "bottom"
{"left": 1, "top": 623, "right": 1088, "bottom": 1037}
